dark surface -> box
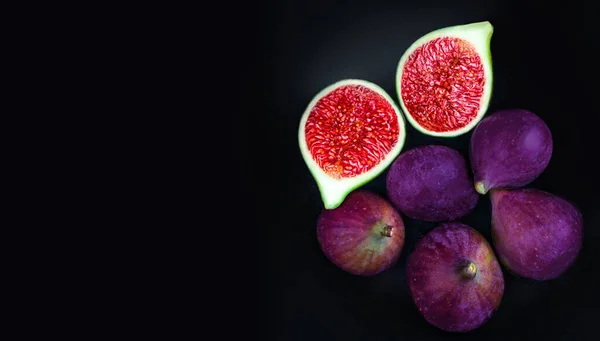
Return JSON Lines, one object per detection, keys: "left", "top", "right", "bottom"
{"left": 248, "top": 0, "right": 600, "bottom": 339}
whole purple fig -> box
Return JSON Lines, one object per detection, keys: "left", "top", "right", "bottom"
{"left": 317, "top": 190, "right": 405, "bottom": 276}
{"left": 407, "top": 222, "right": 504, "bottom": 332}
{"left": 386, "top": 145, "right": 479, "bottom": 222}
{"left": 470, "top": 109, "right": 552, "bottom": 194}
{"left": 490, "top": 188, "right": 583, "bottom": 280}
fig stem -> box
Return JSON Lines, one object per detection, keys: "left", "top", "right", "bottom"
{"left": 381, "top": 225, "right": 393, "bottom": 238}
{"left": 475, "top": 182, "right": 487, "bottom": 195}
{"left": 461, "top": 261, "right": 477, "bottom": 279}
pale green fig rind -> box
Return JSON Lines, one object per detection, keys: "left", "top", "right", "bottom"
{"left": 395, "top": 21, "right": 494, "bottom": 137}
{"left": 298, "top": 79, "right": 407, "bottom": 209}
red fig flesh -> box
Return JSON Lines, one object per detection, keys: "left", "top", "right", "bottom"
{"left": 396, "top": 21, "right": 494, "bottom": 137}
{"left": 299, "top": 79, "right": 406, "bottom": 209}
{"left": 470, "top": 109, "right": 552, "bottom": 194}
{"left": 490, "top": 188, "right": 583, "bottom": 280}
{"left": 407, "top": 222, "right": 504, "bottom": 332}
{"left": 317, "top": 190, "right": 405, "bottom": 276}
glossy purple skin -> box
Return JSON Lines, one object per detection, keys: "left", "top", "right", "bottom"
{"left": 407, "top": 223, "right": 504, "bottom": 332}
{"left": 317, "top": 190, "right": 405, "bottom": 276}
{"left": 490, "top": 188, "right": 583, "bottom": 280}
{"left": 386, "top": 145, "right": 479, "bottom": 222}
{"left": 470, "top": 109, "right": 552, "bottom": 194}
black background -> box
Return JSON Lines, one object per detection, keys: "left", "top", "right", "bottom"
{"left": 245, "top": 0, "right": 600, "bottom": 339}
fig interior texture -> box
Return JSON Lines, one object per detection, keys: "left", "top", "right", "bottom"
{"left": 407, "top": 222, "right": 504, "bottom": 332}
{"left": 298, "top": 79, "right": 407, "bottom": 209}
{"left": 470, "top": 109, "right": 552, "bottom": 194}
{"left": 490, "top": 188, "right": 583, "bottom": 280}
{"left": 395, "top": 21, "right": 494, "bottom": 137}
{"left": 317, "top": 190, "right": 405, "bottom": 276}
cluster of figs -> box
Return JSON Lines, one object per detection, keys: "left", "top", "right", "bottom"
{"left": 298, "top": 22, "right": 583, "bottom": 332}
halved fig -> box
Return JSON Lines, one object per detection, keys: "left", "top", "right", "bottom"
{"left": 396, "top": 21, "right": 494, "bottom": 137}
{"left": 299, "top": 79, "right": 406, "bottom": 209}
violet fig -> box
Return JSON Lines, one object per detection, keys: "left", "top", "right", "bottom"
{"left": 386, "top": 145, "right": 479, "bottom": 222}
{"left": 407, "top": 222, "right": 504, "bottom": 332}
{"left": 317, "top": 190, "right": 405, "bottom": 276}
{"left": 470, "top": 109, "right": 552, "bottom": 194}
{"left": 490, "top": 188, "right": 583, "bottom": 280}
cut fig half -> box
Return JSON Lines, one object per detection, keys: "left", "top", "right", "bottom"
{"left": 396, "top": 21, "right": 494, "bottom": 137}
{"left": 299, "top": 79, "right": 406, "bottom": 209}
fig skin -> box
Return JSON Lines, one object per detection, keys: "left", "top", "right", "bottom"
{"left": 470, "top": 109, "right": 552, "bottom": 194}
{"left": 407, "top": 222, "right": 504, "bottom": 332}
{"left": 386, "top": 145, "right": 479, "bottom": 222}
{"left": 317, "top": 190, "right": 405, "bottom": 276}
{"left": 490, "top": 188, "right": 583, "bottom": 280}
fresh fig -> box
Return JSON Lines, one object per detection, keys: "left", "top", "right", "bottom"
{"left": 407, "top": 222, "right": 504, "bottom": 332}
{"left": 299, "top": 79, "right": 406, "bottom": 209}
{"left": 470, "top": 109, "right": 553, "bottom": 194}
{"left": 490, "top": 188, "right": 583, "bottom": 280}
{"left": 317, "top": 190, "right": 405, "bottom": 276}
{"left": 386, "top": 145, "right": 479, "bottom": 222}
{"left": 396, "top": 21, "right": 494, "bottom": 137}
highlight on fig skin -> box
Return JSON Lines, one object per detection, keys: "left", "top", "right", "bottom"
{"left": 490, "top": 188, "right": 583, "bottom": 280}
{"left": 470, "top": 109, "right": 553, "bottom": 195}
{"left": 316, "top": 190, "right": 405, "bottom": 276}
{"left": 406, "top": 222, "right": 504, "bottom": 332}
